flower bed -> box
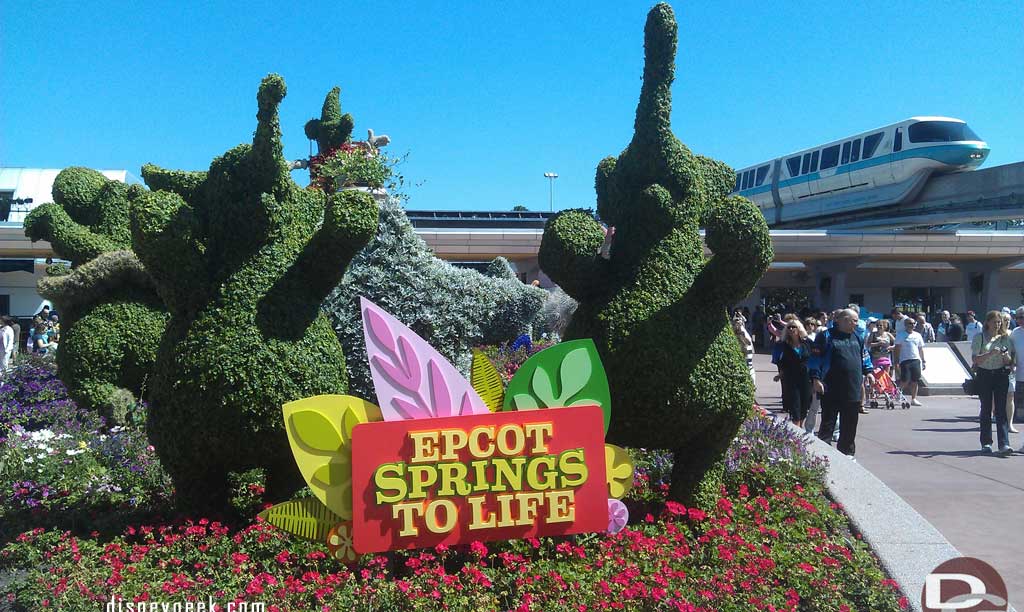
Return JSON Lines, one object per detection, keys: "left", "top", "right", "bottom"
{"left": 0, "top": 353, "right": 907, "bottom": 611}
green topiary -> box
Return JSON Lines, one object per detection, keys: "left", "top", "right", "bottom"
{"left": 538, "top": 3, "right": 773, "bottom": 502}
{"left": 304, "top": 86, "right": 354, "bottom": 154}
{"left": 323, "top": 197, "right": 547, "bottom": 401}
{"left": 131, "top": 74, "right": 378, "bottom": 513}
{"left": 485, "top": 256, "right": 518, "bottom": 281}
{"left": 23, "top": 168, "right": 167, "bottom": 424}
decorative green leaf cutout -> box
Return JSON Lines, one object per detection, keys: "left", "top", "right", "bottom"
{"left": 503, "top": 339, "right": 611, "bottom": 433}
{"left": 290, "top": 410, "right": 343, "bottom": 452}
{"left": 470, "top": 350, "right": 505, "bottom": 412}
{"left": 531, "top": 367, "right": 556, "bottom": 405}
{"left": 258, "top": 498, "right": 342, "bottom": 542}
{"left": 313, "top": 462, "right": 350, "bottom": 486}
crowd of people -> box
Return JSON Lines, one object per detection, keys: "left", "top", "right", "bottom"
{"left": 0, "top": 305, "right": 60, "bottom": 373}
{"left": 730, "top": 303, "right": 1024, "bottom": 459}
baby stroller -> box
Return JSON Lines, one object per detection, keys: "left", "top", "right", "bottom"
{"left": 866, "top": 363, "right": 909, "bottom": 410}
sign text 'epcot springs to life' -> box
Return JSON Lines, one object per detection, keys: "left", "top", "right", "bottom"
{"left": 350, "top": 405, "right": 608, "bottom": 552}
{"left": 259, "top": 297, "right": 633, "bottom": 562}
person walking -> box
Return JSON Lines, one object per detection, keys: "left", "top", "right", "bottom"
{"left": 1002, "top": 312, "right": 1019, "bottom": 434}
{"left": 935, "top": 310, "right": 952, "bottom": 342}
{"left": 894, "top": 317, "right": 926, "bottom": 406}
{"left": 915, "top": 313, "right": 936, "bottom": 343}
{"left": 0, "top": 317, "right": 14, "bottom": 374}
{"left": 732, "top": 317, "right": 755, "bottom": 386}
{"left": 947, "top": 314, "right": 965, "bottom": 342}
{"left": 773, "top": 319, "right": 813, "bottom": 429}
{"left": 965, "top": 311, "right": 983, "bottom": 345}
{"left": 1011, "top": 308, "right": 1024, "bottom": 441}
{"left": 752, "top": 306, "right": 766, "bottom": 350}
{"left": 802, "top": 317, "right": 822, "bottom": 434}
{"left": 868, "top": 319, "right": 896, "bottom": 376}
{"left": 809, "top": 309, "right": 875, "bottom": 458}
{"left": 971, "top": 310, "right": 1015, "bottom": 454}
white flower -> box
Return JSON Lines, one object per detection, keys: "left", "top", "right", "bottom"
{"left": 65, "top": 449, "right": 85, "bottom": 456}
{"left": 24, "top": 457, "right": 34, "bottom": 464}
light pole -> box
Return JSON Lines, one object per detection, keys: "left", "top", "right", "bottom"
{"left": 543, "top": 172, "right": 558, "bottom": 211}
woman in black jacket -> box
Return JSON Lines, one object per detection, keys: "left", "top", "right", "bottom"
{"left": 772, "top": 319, "right": 813, "bottom": 428}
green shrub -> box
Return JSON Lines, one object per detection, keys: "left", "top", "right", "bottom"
{"left": 538, "top": 3, "right": 772, "bottom": 502}
{"left": 23, "top": 168, "right": 168, "bottom": 424}
{"left": 324, "top": 197, "right": 547, "bottom": 401}
{"left": 131, "top": 74, "right": 378, "bottom": 513}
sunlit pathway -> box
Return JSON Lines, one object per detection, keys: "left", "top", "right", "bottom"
{"left": 753, "top": 352, "right": 1024, "bottom": 609}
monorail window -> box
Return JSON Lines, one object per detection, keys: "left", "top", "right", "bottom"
{"left": 841, "top": 142, "right": 851, "bottom": 165}
{"left": 820, "top": 145, "right": 840, "bottom": 170}
{"left": 809, "top": 151, "right": 819, "bottom": 173}
{"left": 862, "top": 132, "right": 883, "bottom": 159}
{"left": 801, "top": 153, "right": 811, "bottom": 175}
{"left": 787, "top": 156, "right": 802, "bottom": 177}
{"left": 746, "top": 169, "right": 755, "bottom": 188}
{"left": 851, "top": 139, "right": 861, "bottom": 162}
{"left": 755, "top": 165, "right": 769, "bottom": 186}
{"left": 734, "top": 174, "right": 741, "bottom": 192}
{"left": 894, "top": 128, "right": 903, "bottom": 152}
{"left": 908, "top": 121, "right": 981, "bottom": 143}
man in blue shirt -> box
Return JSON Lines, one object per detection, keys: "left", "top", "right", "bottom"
{"left": 809, "top": 309, "right": 875, "bottom": 458}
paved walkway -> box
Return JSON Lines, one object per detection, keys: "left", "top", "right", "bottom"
{"left": 753, "top": 353, "right": 1024, "bottom": 609}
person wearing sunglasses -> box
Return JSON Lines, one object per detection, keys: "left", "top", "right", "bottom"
{"left": 971, "top": 310, "right": 1015, "bottom": 454}
{"left": 772, "top": 319, "right": 813, "bottom": 429}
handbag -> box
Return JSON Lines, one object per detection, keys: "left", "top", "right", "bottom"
{"left": 962, "top": 364, "right": 980, "bottom": 395}
{"left": 962, "top": 377, "right": 977, "bottom": 395}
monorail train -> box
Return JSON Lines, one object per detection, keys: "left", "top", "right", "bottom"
{"left": 731, "top": 117, "right": 989, "bottom": 224}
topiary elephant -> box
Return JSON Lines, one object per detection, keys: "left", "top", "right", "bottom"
{"left": 131, "top": 74, "right": 378, "bottom": 513}
{"left": 23, "top": 168, "right": 167, "bottom": 424}
{"left": 538, "top": 3, "right": 773, "bottom": 502}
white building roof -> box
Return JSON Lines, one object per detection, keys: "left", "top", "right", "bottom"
{"left": 0, "top": 168, "right": 127, "bottom": 223}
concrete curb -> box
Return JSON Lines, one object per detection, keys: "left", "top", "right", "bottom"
{"left": 789, "top": 421, "right": 1017, "bottom": 612}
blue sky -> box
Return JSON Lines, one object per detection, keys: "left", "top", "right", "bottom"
{"left": 2, "top": 1, "right": 1022, "bottom": 212}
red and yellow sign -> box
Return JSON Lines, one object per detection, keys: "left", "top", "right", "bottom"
{"left": 350, "top": 405, "right": 608, "bottom": 553}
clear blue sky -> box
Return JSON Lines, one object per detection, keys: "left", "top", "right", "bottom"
{"left": 2, "top": 1, "right": 1022, "bottom": 212}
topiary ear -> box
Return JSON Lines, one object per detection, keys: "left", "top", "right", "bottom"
{"left": 304, "top": 118, "right": 321, "bottom": 142}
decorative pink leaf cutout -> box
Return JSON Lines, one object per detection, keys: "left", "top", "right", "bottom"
{"left": 361, "top": 297, "right": 489, "bottom": 421}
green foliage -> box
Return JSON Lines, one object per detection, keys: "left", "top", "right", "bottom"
{"left": 315, "top": 145, "right": 394, "bottom": 190}
{"left": 131, "top": 74, "right": 378, "bottom": 513}
{"left": 23, "top": 167, "right": 168, "bottom": 423}
{"left": 485, "top": 256, "right": 517, "bottom": 281}
{"left": 228, "top": 468, "right": 268, "bottom": 521}
{"left": 324, "top": 197, "right": 547, "bottom": 401}
{"left": 535, "top": 287, "right": 577, "bottom": 340}
{"left": 304, "top": 86, "right": 355, "bottom": 153}
{"left": 538, "top": 4, "right": 773, "bottom": 503}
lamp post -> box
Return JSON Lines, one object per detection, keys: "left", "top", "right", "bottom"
{"left": 543, "top": 172, "right": 558, "bottom": 212}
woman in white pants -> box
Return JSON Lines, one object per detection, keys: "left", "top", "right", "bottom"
{"left": 0, "top": 317, "right": 14, "bottom": 374}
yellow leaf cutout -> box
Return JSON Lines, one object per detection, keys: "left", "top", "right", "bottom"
{"left": 605, "top": 444, "right": 634, "bottom": 499}
{"left": 257, "top": 498, "right": 342, "bottom": 542}
{"left": 470, "top": 350, "right": 505, "bottom": 412}
{"left": 282, "top": 395, "right": 382, "bottom": 520}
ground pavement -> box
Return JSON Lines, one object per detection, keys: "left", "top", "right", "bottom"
{"left": 753, "top": 352, "right": 1024, "bottom": 609}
